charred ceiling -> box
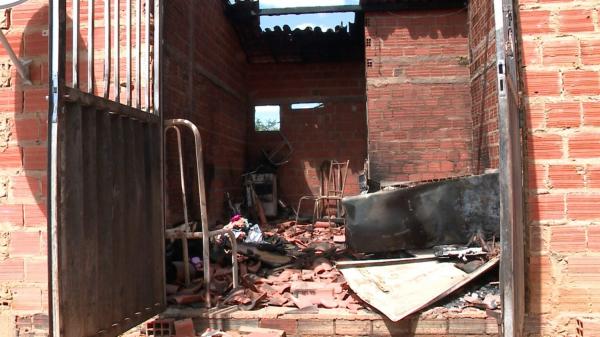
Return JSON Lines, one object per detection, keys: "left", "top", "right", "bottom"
{"left": 225, "top": 0, "right": 364, "bottom": 64}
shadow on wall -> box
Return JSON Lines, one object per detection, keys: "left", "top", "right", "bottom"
{"left": 0, "top": 3, "right": 51, "bottom": 333}
{"left": 365, "top": 8, "right": 468, "bottom": 41}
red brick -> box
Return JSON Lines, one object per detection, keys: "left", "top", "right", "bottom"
{"left": 525, "top": 104, "right": 545, "bottom": 129}
{"left": 563, "top": 71, "right": 600, "bottom": 96}
{"left": 10, "top": 118, "right": 41, "bottom": 142}
{"left": 583, "top": 102, "right": 600, "bottom": 127}
{"left": 9, "top": 231, "right": 41, "bottom": 256}
{"left": 528, "top": 134, "right": 563, "bottom": 160}
{"left": 558, "top": 9, "right": 594, "bottom": 33}
{"left": 24, "top": 258, "right": 47, "bottom": 283}
{"left": 550, "top": 225, "right": 586, "bottom": 252}
{"left": 22, "top": 146, "right": 47, "bottom": 170}
{"left": 567, "top": 256, "right": 600, "bottom": 283}
{"left": 569, "top": 133, "right": 600, "bottom": 159}
{"left": 523, "top": 71, "right": 561, "bottom": 96}
{"left": 546, "top": 102, "right": 580, "bottom": 128}
{"left": 529, "top": 194, "right": 565, "bottom": 221}
{"left": 24, "top": 204, "right": 47, "bottom": 227}
{"left": 0, "top": 146, "right": 22, "bottom": 169}
{"left": 11, "top": 286, "right": 42, "bottom": 311}
{"left": 528, "top": 164, "right": 547, "bottom": 189}
{"left": 587, "top": 165, "right": 600, "bottom": 188}
{"left": 521, "top": 40, "right": 541, "bottom": 66}
{"left": 548, "top": 165, "right": 584, "bottom": 188}
{"left": 260, "top": 319, "right": 297, "bottom": 335}
{"left": 519, "top": 10, "right": 553, "bottom": 34}
{"left": 589, "top": 226, "right": 600, "bottom": 251}
{"left": 0, "top": 258, "right": 24, "bottom": 282}
{"left": 568, "top": 195, "right": 600, "bottom": 220}
{"left": 581, "top": 40, "right": 600, "bottom": 65}
{"left": 10, "top": 176, "right": 42, "bottom": 200}
{"left": 0, "top": 205, "right": 23, "bottom": 226}
{"left": 543, "top": 39, "right": 579, "bottom": 66}
{"left": 22, "top": 88, "right": 48, "bottom": 113}
{"left": 558, "top": 287, "right": 589, "bottom": 312}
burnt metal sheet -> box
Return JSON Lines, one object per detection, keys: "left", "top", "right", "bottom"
{"left": 339, "top": 256, "right": 499, "bottom": 322}
{"left": 342, "top": 173, "right": 499, "bottom": 253}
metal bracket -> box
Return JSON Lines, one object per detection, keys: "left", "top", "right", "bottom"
{"left": 0, "top": 28, "right": 31, "bottom": 85}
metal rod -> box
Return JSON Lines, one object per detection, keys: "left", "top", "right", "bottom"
{"left": 103, "top": 0, "right": 110, "bottom": 98}
{"left": 87, "top": 0, "right": 94, "bottom": 93}
{"left": 72, "top": 0, "right": 79, "bottom": 88}
{"left": 0, "top": 30, "right": 31, "bottom": 85}
{"left": 113, "top": 0, "right": 120, "bottom": 101}
{"left": 49, "top": 0, "right": 66, "bottom": 335}
{"left": 153, "top": 0, "right": 160, "bottom": 115}
{"left": 164, "top": 125, "right": 191, "bottom": 286}
{"left": 164, "top": 119, "right": 214, "bottom": 307}
{"left": 126, "top": 0, "right": 131, "bottom": 105}
{"left": 135, "top": 0, "right": 141, "bottom": 108}
{"left": 144, "top": 0, "right": 150, "bottom": 111}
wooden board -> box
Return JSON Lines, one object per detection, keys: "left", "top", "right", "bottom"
{"left": 340, "top": 257, "right": 499, "bottom": 322}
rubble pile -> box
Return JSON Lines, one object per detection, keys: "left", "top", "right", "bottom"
{"left": 166, "top": 217, "right": 365, "bottom": 312}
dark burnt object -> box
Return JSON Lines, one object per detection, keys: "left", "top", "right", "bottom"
{"left": 342, "top": 173, "right": 500, "bottom": 253}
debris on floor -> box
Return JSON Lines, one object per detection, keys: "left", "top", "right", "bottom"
{"left": 164, "top": 214, "right": 500, "bottom": 320}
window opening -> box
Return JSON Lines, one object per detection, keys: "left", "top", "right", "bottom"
{"left": 291, "top": 102, "right": 324, "bottom": 110}
{"left": 255, "top": 105, "right": 281, "bottom": 131}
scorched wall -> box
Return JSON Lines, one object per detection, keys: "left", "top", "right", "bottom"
{"left": 247, "top": 62, "right": 367, "bottom": 210}
{"left": 365, "top": 9, "right": 473, "bottom": 184}
{"left": 164, "top": 0, "right": 249, "bottom": 226}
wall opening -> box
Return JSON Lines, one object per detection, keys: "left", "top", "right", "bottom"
{"left": 254, "top": 105, "right": 281, "bottom": 132}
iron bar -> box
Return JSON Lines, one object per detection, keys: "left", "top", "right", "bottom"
{"left": 126, "top": 0, "right": 131, "bottom": 105}
{"left": 153, "top": 0, "right": 160, "bottom": 114}
{"left": 103, "top": 0, "right": 110, "bottom": 98}
{"left": 113, "top": 0, "right": 120, "bottom": 101}
{"left": 0, "top": 30, "right": 31, "bottom": 85}
{"left": 87, "top": 0, "right": 94, "bottom": 93}
{"left": 144, "top": 0, "right": 150, "bottom": 111}
{"left": 72, "top": 0, "right": 79, "bottom": 88}
{"left": 135, "top": 0, "right": 141, "bottom": 108}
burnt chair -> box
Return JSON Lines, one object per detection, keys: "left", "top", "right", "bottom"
{"left": 296, "top": 160, "right": 349, "bottom": 225}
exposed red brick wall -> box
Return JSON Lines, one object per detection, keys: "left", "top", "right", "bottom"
{"left": 469, "top": 0, "right": 499, "bottom": 173}
{"left": 519, "top": 1, "right": 600, "bottom": 335}
{"left": 0, "top": 1, "right": 49, "bottom": 335}
{"left": 163, "top": 0, "right": 248, "bottom": 226}
{"left": 365, "top": 9, "right": 472, "bottom": 183}
{"left": 247, "top": 62, "right": 367, "bottom": 210}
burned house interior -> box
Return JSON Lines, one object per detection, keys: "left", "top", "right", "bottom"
{"left": 153, "top": 0, "right": 506, "bottom": 335}
{"left": 45, "top": 0, "right": 520, "bottom": 335}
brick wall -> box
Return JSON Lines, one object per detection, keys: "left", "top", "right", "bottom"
{"left": 0, "top": 1, "right": 50, "bottom": 335}
{"left": 247, "top": 62, "right": 367, "bottom": 210}
{"left": 163, "top": 0, "right": 248, "bottom": 227}
{"left": 518, "top": 1, "right": 600, "bottom": 336}
{"left": 365, "top": 9, "right": 472, "bottom": 183}
{"left": 469, "top": 0, "right": 499, "bottom": 173}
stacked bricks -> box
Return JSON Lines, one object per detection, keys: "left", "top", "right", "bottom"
{"left": 469, "top": 0, "right": 500, "bottom": 173}
{"left": 246, "top": 62, "right": 367, "bottom": 207}
{"left": 0, "top": 1, "right": 50, "bottom": 336}
{"left": 365, "top": 9, "right": 473, "bottom": 183}
{"left": 163, "top": 0, "right": 249, "bottom": 227}
{"left": 518, "top": 1, "right": 600, "bottom": 336}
